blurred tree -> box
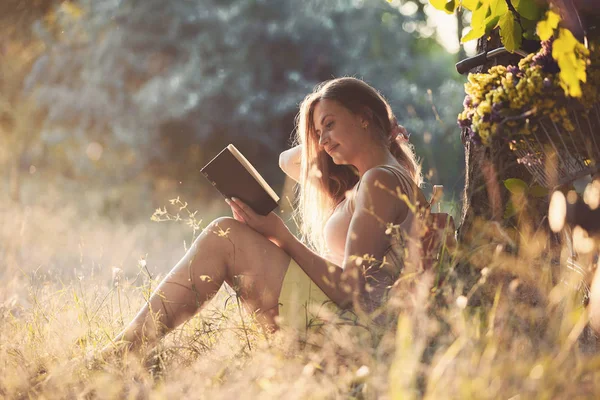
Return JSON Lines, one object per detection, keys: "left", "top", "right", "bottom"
{"left": 0, "top": 0, "right": 65, "bottom": 201}
{"left": 21, "top": 0, "right": 464, "bottom": 207}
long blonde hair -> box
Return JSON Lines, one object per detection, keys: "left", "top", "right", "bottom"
{"left": 293, "top": 77, "right": 423, "bottom": 255}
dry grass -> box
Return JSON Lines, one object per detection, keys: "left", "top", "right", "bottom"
{"left": 2, "top": 180, "right": 600, "bottom": 399}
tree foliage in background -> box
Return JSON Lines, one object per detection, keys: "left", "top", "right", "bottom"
{"left": 4, "top": 0, "right": 465, "bottom": 208}
{"left": 429, "top": 0, "right": 600, "bottom": 98}
{"left": 0, "top": 0, "right": 65, "bottom": 200}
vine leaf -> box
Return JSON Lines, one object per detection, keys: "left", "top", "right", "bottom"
{"left": 444, "top": 0, "right": 457, "bottom": 13}
{"left": 553, "top": 28, "right": 589, "bottom": 97}
{"left": 429, "top": 0, "right": 446, "bottom": 9}
{"left": 536, "top": 10, "right": 560, "bottom": 41}
{"left": 430, "top": 0, "right": 458, "bottom": 14}
{"left": 513, "top": 0, "right": 542, "bottom": 21}
{"left": 460, "top": 0, "right": 479, "bottom": 11}
{"left": 461, "top": 2, "right": 489, "bottom": 42}
{"left": 490, "top": 0, "right": 508, "bottom": 17}
{"left": 504, "top": 200, "right": 517, "bottom": 219}
{"left": 499, "top": 12, "right": 522, "bottom": 52}
{"left": 521, "top": 17, "right": 538, "bottom": 40}
{"left": 485, "top": 15, "right": 501, "bottom": 33}
{"left": 504, "top": 178, "right": 528, "bottom": 195}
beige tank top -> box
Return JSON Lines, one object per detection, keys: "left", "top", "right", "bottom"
{"left": 322, "top": 164, "right": 427, "bottom": 272}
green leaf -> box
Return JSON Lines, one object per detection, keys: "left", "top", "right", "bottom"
{"left": 553, "top": 28, "right": 589, "bottom": 97}
{"left": 536, "top": 10, "right": 560, "bottom": 41}
{"left": 521, "top": 18, "right": 538, "bottom": 40}
{"left": 484, "top": 14, "right": 500, "bottom": 33}
{"left": 490, "top": 0, "right": 508, "bottom": 17}
{"left": 461, "top": 3, "right": 489, "bottom": 42}
{"left": 504, "top": 178, "right": 528, "bottom": 195}
{"left": 461, "top": 0, "right": 479, "bottom": 11}
{"left": 462, "top": 27, "right": 484, "bottom": 42}
{"left": 444, "top": 0, "right": 458, "bottom": 13}
{"left": 504, "top": 200, "right": 517, "bottom": 219}
{"left": 513, "top": 0, "right": 543, "bottom": 21}
{"left": 520, "top": 17, "right": 537, "bottom": 30}
{"left": 430, "top": 0, "right": 457, "bottom": 14}
{"left": 499, "top": 12, "right": 522, "bottom": 52}
{"left": 529, "top": 185, "right": 549, "bottom": 198}
{"left": 430, "top": 0, "right": 447, "bottom": 10}
{"left": 523, "top": 29, "right": 537, "bottom": 40}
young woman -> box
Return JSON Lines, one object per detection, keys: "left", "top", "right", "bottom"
{"left": 108, "top": 77, "right": 428, "bottom": 352}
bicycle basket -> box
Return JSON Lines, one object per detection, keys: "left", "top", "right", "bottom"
{"left": 513, "top": 102, "right": 600, "bottom": 188}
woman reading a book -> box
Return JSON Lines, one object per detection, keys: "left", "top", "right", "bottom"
{"left": 108, "top": 77, "right": 431, "bottom": 352}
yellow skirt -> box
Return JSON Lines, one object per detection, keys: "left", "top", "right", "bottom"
{"left": 277, "top": 258, "right": 341, "bottom": 332}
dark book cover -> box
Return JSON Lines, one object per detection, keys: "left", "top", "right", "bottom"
{"left": 200, "top": 144, "right": 280, "bottom": 216}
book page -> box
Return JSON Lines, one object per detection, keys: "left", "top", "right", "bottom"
{"left": 227, "top": 144, "right": 280, "bottom": 202}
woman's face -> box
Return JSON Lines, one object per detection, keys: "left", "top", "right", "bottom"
{"left": 312, "top": 99, "right": 367, "bottom": 165}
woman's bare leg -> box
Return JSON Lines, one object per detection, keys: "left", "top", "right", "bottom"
{"left": 108, "top": 217, "right": 291, "bottom": 353}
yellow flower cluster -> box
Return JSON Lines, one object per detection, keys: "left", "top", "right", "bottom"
{"left": 459, "top": 40, "right": 599, "bottom": 150}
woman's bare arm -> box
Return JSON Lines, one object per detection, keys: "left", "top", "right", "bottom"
{"left": 279, "top": 145, "right": 302, "bottom": 183}
{"left": 278, "top": 167, "right": 405, "bottom": 309}
{"left": 340, "top": 167, "right": 409, "bottom": 309}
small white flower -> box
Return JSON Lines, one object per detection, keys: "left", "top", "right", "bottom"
{"left": 355, "top": 365, "right": 370, "bottom": 379}
{"left": 302, "top": 363, "right": 315, "bottom": 376}
{"left": 456, "top": 295, "right": 468, "bottom": 309}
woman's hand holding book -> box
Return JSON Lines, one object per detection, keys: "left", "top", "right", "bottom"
{"left": 226, "top": 197, "right": 291, "bottom": 248}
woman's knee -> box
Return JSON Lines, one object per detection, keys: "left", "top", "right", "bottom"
{"left": 208, "top": 216, "right": 248, "bottom": 231}
{"left": 192, "top": 217, "right": 248, "bottom": 259}
{"left": 203, "top": 217, "right": 246, "bottom": 242}
{"left": 200, "top": 215, "right": 288, "bottom": 263}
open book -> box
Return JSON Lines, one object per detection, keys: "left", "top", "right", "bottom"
{"left": 201, "top": 144, "right": 280, "bottom": 216}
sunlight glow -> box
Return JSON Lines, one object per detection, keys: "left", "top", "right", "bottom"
{"left": 584, "top": 180, "right": 600, "bottom": 210}
{"left": 86, "top": 142, "right": 103, "bottom": 161}
{"left": 573, "top": 226, "right": 595, "bottom": 254}
{"left": 548, "top": 191, "right": 566, "bottom": 232}
{"left": 424, "top": 4, "right": 477, "bottom": 55}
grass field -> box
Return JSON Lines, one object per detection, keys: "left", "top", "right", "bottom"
{"left": 1, "top": 181, "right": 600, "bottom": 399}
